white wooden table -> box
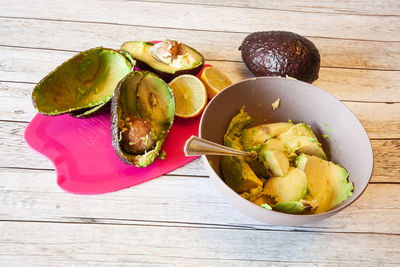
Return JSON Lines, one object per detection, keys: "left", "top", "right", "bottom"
{"left": 1, "top": 0, "right": 399, "bottom": 265}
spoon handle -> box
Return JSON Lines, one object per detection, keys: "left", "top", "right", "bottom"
{"left": 184, "top": 135, "right": 251, "bottom": 157}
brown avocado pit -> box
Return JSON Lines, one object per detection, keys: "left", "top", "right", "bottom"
{"left": 120, "top": 116, "right": 156, "bottom": 154}
{"left": 150, "top": 39, "right": 182, "bottom": 65}
{"left": 239, "top": 31, "right": 320, "bottom": 83}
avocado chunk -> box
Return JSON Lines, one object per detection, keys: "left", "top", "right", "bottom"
{"left": 278, "top": 122, "right": 316, "bottom": 139}
{"left": 296, "top": 153, "right": 354, "bottom": 214}
{"left": 264, "top": 167, "right": 307, "bottom": 202}
{"left": 278, "top": 123, "right": 327, "bottom": 160}
{"left": 239, "top": 31, "right": 320, "bottom": 83}
{"left": 221, "top": 156, "right": 263, "bottom": 194}
{"left": 111, "top": 71, "right": 175, "bottom": 167}
{"left": 32, "top": 47, "right": 134, "bottom": 116}
{"left": 259, "top": 149, "right": 289, "bottom": 177}
{"left": 223, "top": 106, "right": 253, "bottom": 150}
{"left": 121, "top": 40, "right": 204, "bottom": 82}
{"left": 258, "top": 138, "right": 291, "bottom": 176}
{"left": 220, "top": 107, "right": 263, "bottom": 193}
{"left": 272, "top": 201, "right": 306, "bottom": 214}
{"left": 271, "top": 199, "right": 316, "bottom": 214}
{"left": 241, "top": 122, "right": 293, "bottom": 150}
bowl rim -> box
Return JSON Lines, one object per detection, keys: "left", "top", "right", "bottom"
{"left": 199, "top": 76, "right": 374, "bottom": 222}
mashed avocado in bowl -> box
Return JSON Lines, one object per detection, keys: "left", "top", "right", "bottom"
{"left": 221, "top": 106, "right": 354, "bottom": 215}
{"left": 199, "top": 77, "right": 373, "bottom": 225}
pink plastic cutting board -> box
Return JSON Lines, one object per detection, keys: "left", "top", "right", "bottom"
{"left": 24, "top": 112, "right": 200, "bottom": 194}
{"left": 24, "top": 60, "right": 210, "bottom": 194}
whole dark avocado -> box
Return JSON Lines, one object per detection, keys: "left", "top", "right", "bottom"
{"left": 239, "top": 31, "right": 320, "bottom": 83}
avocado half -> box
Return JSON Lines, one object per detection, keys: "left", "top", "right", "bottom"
{"left": 121, "top": 40, "right": 204, "bottom": 82}
{"left": 111, "top": 71, "right": 175, "bottom": 167}
{"left": 239, "top": 31, "right": 320, "bottom": 83}
{"left": 32, "top": 47, "right": 135, "bottom": 117}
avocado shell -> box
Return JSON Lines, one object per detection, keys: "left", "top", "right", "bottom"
{"left": 111, "top": 71, "right": 175, "bottom": 167}
{"left": 68, "top": 101, "right": 111, "bottom": 118}
{"left": 121, "top": 41, "right": 205, "bottom": 82}
{"left": 240, "top": 31, "right": 320, "bottom": 83}
{"left": 32, "top": 47, "right": 134, "bottom": 116}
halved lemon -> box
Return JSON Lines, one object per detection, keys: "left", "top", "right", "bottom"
{"left": 200, "top": 66, "right": 232, "bottom": 99}
{"left": 168, "top": 74, "right": 208, "bottom": 118}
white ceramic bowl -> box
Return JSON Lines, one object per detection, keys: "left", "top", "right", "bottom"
{"left": 199, "top": 77, "right": 373, "bottom": 226}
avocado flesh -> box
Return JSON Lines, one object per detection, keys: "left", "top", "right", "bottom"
{"left": 257, "top": 138, "right": 290, "bottom": 176}
{"left": 277, "top": 123, "right": 327, "bottom": 160}
{"left": 264, "top": 167, "right": 307, "bottom": 202}
{"left": 220, "top": 107, "right": 263, "bottom": 194}
{"left": 296, "top": 153, "right": 353, "bottom": 214}
{"left": 32, "top": 47, "right": 134, "bottom": 116}
{"left": 221, "top": 156, "right": 263, "bottom": 194}
{"left": 136, "top": 72, "right": 175, "bottom": 137}
{"left": 241, "top": 122, "right": 293, "bottom": 150}
{"left": 272, "top": 201, "right": 306, "bottom": 214}
{"left": 259, "top": 149, "right": 289, "bottom": 177}
{"left": 121, "top": 41, "right": 204, "bottom": 82}
{"left": 220, "top": 107, "right": 353, "bottom": 215}
{"left": 111, "top": 71, "right": 175, "bottom": 167}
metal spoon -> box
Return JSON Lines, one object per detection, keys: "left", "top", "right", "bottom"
{"left": 184, "top": 135, "right": 257, "bottom": 159}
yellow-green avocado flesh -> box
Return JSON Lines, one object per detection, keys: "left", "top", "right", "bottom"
{"left": 220, "top": 107, "right": 263, "bottom": 194}
{"left": 32, "top": 47, "right": 134, "bottom": 116}
{"left": 220, "top": 107, "right": 353, "bottom": 215}
{"left": 296, "top": 153, "right": 354, "bottom": 214}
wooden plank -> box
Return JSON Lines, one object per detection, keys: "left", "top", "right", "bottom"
{"left": 313, "top": 68, "right": 400, "bottom": 103}
{"left": 0, "top": 1, "right": 398, "bottom": 265}
{"left": 0, "top": 115, "right": 399, "bottom": 182}
{"left": 0, "top": 220, "right": 399, "bottom": 266}
{"left": 343, "top": 101, "right": 400, "bottom": 139}
{"left": 137, "top": 0, "right": 400, "bottom": 16}
{"left": 1, "top": 46, "right": 400, "bottom": 103}
{"left": 1, "top": 79, "right": 399, "bottom": 138}
{"left": 2, "top": 0, "right": 400, "bottom": 41}
{"left": 371, "top": 139, "right": 400, "bottom": 182}
{"left": 1, "top": 17, "right": 400, "bottom": 70}
{"left": 0, "top": 168, "right": 399, "bottom": 235}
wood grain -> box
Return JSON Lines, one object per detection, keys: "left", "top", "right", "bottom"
{"left": 1, "top": 0, "right": 400, "bottom": 265}
{"left": 1, "top": 46, "right": 400, "bottom": 103}
{"left": 1, "top": 81, "right": 399, "bottom": 139}
{"left": 0, "top": 169, "right": 399, "bottom": 235}
{"left": 1, "top": 220, "right": 399, "bottom": 266}
{"left": 0, "top": 120, "right": 399, "bottom": 182}
{"left": 1, "top": 18, "right": 400, "bottom": 70}
{"left": 137, "top": 0, "right": 400, "bottom": 16}
{"left": 1, "top": 0, "right": 399, "bottom": 41}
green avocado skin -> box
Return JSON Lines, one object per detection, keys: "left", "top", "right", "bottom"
{"left": 135, "top": 60, "right": 203, "bottom": 83}
{"left": 240, "top": 31, "right": 320, "bottom": 83}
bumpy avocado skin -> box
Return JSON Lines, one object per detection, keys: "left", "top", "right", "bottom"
{"left": 111, "top": 71, "right": 175, "bottom": 167}
{"left": 240, "top": 31, "right": 320, "bottom": 83}
{"left": 121, "top": 41, "right": 205, "bottom": 82}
